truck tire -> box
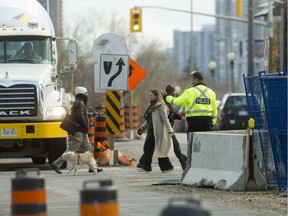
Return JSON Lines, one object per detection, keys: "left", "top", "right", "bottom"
{"left": 31, "top": 157, "right": 47, "bottom": 164}
{"left": 48, "top": 138, "right": 67, "bottom": 168}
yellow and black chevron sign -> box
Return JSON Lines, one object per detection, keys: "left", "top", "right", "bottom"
{"left": 105, "top": 90, "right": 121, "bottom": 134}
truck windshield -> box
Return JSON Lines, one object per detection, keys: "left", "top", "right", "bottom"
{"left": 0, "top": 36, "right": 52, "bottom": 64}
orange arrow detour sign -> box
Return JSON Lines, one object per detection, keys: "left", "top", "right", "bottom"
{"left": 128, "top": 58, "right": 147, "bottom": 91}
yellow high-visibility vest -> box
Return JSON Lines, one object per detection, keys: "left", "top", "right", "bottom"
{"left": 166, "top": 84, "right": 217, "bottom": 125}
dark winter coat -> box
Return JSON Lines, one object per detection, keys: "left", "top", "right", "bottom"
{"left": 164, "top": 95, "right": 182, "bottom": 127}
{"left": 140, "top": 101, "right": 174, "bottom": 158}
{"left": 71, "top": 94, "right": 88, "bottom": 134}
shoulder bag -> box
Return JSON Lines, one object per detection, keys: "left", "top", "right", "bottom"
{"left": 60, "top": 106, "right": 79, "bottom": 135}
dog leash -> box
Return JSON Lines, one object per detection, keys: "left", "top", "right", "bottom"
{"left": 77, "top": 153, "right": 80, "bottom": 165}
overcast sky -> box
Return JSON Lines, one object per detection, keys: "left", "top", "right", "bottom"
{"left": 63, "top": 0, "right": 216, "bottom": 47}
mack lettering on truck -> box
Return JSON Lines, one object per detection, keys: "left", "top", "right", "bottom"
{"left": 0, "top": 110, "right": 32, "bottom": 116}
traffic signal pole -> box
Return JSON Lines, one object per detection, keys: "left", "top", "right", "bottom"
{"left": 134, "top": 6, "right": 267, "bottom": 26}
{"left": 134, "top": 5, "right": 268, "bottom": 77}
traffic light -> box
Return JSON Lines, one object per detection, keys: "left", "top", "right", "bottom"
{"left": 130, "top": 8, "right": 142, "bottom": 32}
{"left": 236, "top": 0, "right": 242, "bottom": 16}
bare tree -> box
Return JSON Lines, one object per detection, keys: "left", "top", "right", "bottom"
{"left": 60, "top": 11, "right": 183, "bottom": 122}
{"left": 128, "top": 40, "right": 181, "bottom": 122}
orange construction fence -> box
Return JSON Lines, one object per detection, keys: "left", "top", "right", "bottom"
{"left": 132, "top": 105, "right": 139, "bottom": 129}
{"left": 88, "top": 112, "right": 95, "bottom": 154}
{"left": 115, "top": 106, "right": 128, "bottom": 141}
{"left": 124, "top": 103, "right": 130, "bottom": 129}
{"left": 94, "top": 113, "right": 107, "bottom": 158}
{"left": 95, "top": 104, "right": 106, "bottom": 114}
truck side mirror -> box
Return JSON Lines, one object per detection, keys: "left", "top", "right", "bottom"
{"left": 51, "top": 73, "right": 57, "bottom": 82}
{"left": 68, "top": 40, "right": 78, "bottom": 71}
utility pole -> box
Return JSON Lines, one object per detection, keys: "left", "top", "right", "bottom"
{"left": 190, "top": 0, "right": 194, "bottom": 72}
{"left": 268, "top": 0, "right": 274, "bottom": 37}
{"left": 248, "top": 0, "right": 254, "bottom": 76}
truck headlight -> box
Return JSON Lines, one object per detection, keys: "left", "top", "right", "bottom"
{"left": 47, "top": 107, "right": 67, "bottom": 117}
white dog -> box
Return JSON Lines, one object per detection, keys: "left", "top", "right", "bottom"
{"left": 62, "top": 151, "right": 98, "bottom": 175}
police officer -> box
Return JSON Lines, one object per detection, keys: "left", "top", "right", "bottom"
{"left": 166, "top": 71, "right": 217, "bottom": 178}
{"left": 166, "top": 71, "right": 217, "bottom": 133}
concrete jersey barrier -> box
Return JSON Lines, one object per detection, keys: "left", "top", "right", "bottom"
{"left": 181, "top": 131, "right": 266, "bottom": 191}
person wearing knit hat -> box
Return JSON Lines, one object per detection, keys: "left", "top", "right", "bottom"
{"left": 165, "top": 85, "right": 176, "bottom": 96}
{"left": 51, "top": 86, "right": 103, "bottom": 174}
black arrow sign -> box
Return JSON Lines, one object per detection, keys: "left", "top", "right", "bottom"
{"left": 108, "top": 58, "right": 125, "bottom": 87}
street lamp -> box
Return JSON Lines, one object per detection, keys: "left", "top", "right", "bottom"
{"left": 227, "top": 52, "right": 236, "bottom": 93}
{"left": 208, "top": 61, "right": 217, "bottom": 89}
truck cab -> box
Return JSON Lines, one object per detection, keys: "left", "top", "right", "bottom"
{"left": 0, "top": 0, "right": 77, "bottom": 166}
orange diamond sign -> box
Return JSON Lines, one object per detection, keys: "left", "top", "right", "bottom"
{"left": 128, "top": 58, "right": 147, "bottom": 91}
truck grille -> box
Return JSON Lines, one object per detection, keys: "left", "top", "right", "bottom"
{"left": 0, "top": 84, "right": 37, "bottom": 117}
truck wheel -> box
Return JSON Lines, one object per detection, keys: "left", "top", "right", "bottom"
{"left": 32, "top": 157, "right": 47, "bottom": 164}
{"left": 48, "top": 138, "right": 67, "bottom": 168}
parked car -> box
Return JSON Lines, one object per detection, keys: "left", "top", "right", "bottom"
{"left": 215, "top": 93, "right": 251, "bottom": 130}
{"left": 216, "top": 99, "right": 221, "bottom": 108}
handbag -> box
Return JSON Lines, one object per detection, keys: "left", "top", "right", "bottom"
{"left": 60, "top": 112, "right": 79, "bottom": 135}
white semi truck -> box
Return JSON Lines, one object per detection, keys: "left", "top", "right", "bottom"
{"left": 0, "top": 0, "right": 78, "bottom": 165}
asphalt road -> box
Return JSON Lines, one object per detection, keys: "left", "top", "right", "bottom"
{"left": 0, "top": 133, "right": 269, "bottom": 216}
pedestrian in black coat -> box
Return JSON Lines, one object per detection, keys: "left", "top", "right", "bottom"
{"left": 163, "top": 85, "right": 187, "bottom": 170}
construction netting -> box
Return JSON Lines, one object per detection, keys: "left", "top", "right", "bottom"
{"left": 243, "top": 71, "right": 287, "bottom": 189}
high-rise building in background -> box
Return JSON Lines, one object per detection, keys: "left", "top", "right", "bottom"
{"left": 174, "top": 0, "right": 267, "bottom": 93}
{"left": 194, "top": 25, "right": 216, "bottom": 77}
{"left": 173, "top": 30, "right": 191, "bottom": 75}
{"left": 37, "top": 0, "right": 63, "bottom": 37}
{"left": 215, "top": 0, "right": 265, "bottom": 92}
{"left": 173, "top": 25, "right": 215, "bottom": 75}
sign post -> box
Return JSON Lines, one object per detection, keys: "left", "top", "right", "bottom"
{"left": 92, "top": 33, "right": 129, "bottom": 165}
{"left": 128, "top": 58, "right": 147, "bottom": 139}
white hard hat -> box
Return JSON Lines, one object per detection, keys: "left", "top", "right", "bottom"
{"left": 75, "top": 86, "right": 88, "bottom": 95}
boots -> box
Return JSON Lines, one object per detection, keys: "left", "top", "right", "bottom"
{"left": 180, "top": 155, "right": 187, "bottom": 170}
{"left": 180, "top": 160, "right": 187, "bottom": 170}
{"left": 50, "top": 163, "right": 62, "bottom": 174}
